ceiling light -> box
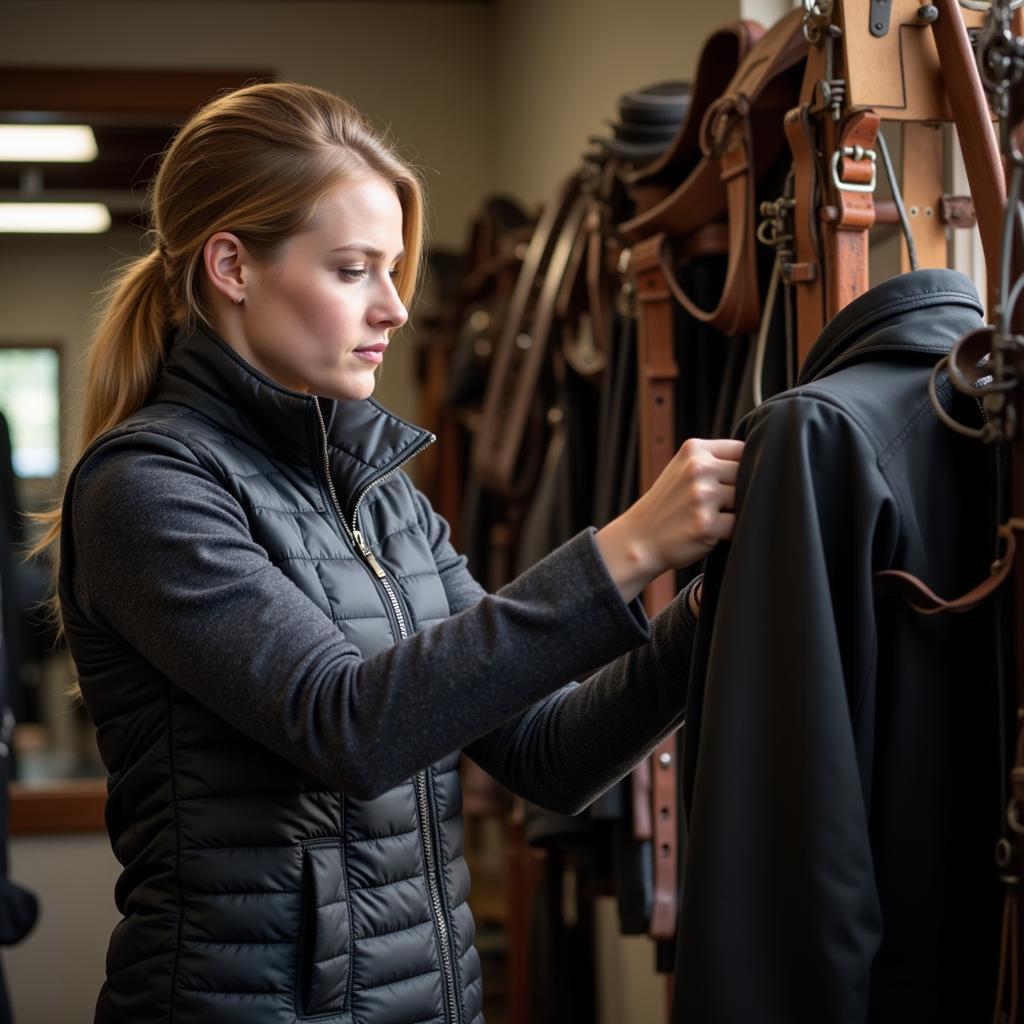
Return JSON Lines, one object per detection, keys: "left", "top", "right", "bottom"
{"left": 0, "top": 125, "right": 98, "bottom": 162}
{"left": 0, "top": 203, "right": 111, "bottom": 233}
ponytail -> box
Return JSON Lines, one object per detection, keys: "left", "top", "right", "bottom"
{"left": 28, "top": 247, "right": 170, "bottom": 567}
{"left": 80, "top": 248, "right": 170, "bottom": 454}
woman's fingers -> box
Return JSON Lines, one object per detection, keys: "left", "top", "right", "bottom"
{"left": 702, "top": 438, "right": 744, "bottom": 461}
{"left": 710, "top": 457, "right": 739, "bottom": 486}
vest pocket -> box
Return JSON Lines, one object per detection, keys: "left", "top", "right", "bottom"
{"left": 298, "top": 840, "right": 352, "bottom": 1018}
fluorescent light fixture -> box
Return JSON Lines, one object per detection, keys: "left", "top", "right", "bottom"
{"left": 0, "top": 202, "right": 111, "bottom": 233}
{"left": 0, "top": 125, "right": 98, "bottom": 162}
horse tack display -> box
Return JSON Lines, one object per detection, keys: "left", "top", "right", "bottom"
{"left": 426, "top": 4, "right": 1024, "bottom": 1016}
{"left": 784, "top": 0, "right": 1006, "bottom": 362}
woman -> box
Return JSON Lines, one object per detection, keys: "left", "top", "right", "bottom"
{"left": 50, "top": 82, "right": 742, "bottom": 1024}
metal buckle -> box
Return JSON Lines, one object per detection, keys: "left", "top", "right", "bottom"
{"left": 959, "top": 0, "right": 1024, "bottom": 11}
{"left": 831, "top": 146, "right": 877, "bottom": 193}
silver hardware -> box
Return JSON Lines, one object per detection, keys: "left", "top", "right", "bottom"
{"left": 959, "top": 0, "right": 1024, "bottom": 11}
{"left": 831, "top": 147, "right": 877, "bottom": 193}
{"left": 658, "top": 752, "right": 673, "bottom": 768}
{"left": 311, "top": 400, "right": 459, "bottom": 1021}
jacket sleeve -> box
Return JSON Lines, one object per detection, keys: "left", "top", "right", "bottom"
{"left": 673, "top": 393, "right": 900, "bottom": 1024}
{"left": 62, "top": 431, "right": 651, "bottom": 801}
{"left": 411, "top": 487, "right": 698, "bottom": 815}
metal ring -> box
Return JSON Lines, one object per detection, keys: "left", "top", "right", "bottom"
{"left": 1009, "top": 799, "right": 1024, "bottom": 835}
{"left": 996, "top": 837, "right": 1013, "bottom": 868}
{"left": 928, "top": 355, "right": 990, "bottom": 439}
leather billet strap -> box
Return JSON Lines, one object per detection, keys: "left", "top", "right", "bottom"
{"left": 471, "top": 175, "right": 584, "bottom": 497}
{"left": 620, "top": 8, "right": 808, "bottom": 337}
{"left": 823, "top": 111, "right": 880, "bottom": 323}
{"left": 783, "top": 83, "right": 827, "bottom": 365}
{"left": 558, "top": 160, "right": 617, "bottom": 380}
{"left": 629, "top": 235, "right": 681, "bottom": 942}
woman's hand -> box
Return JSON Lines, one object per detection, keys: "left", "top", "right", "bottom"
{"left": 595, "top": 437, "right": 744, "bottom": 604}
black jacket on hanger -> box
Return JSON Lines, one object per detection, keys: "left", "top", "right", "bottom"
{"left": 672, "top": 269, "right": 1004, "bottom": 1023}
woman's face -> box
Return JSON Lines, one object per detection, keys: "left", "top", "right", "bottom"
{"left": 223, "top": 175, "right": 408, "bottom": 400}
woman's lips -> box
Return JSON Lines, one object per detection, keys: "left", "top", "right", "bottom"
{"left": 354, "top": 343, "right": 387, "bottom": 365}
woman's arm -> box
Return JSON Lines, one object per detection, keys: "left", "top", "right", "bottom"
{"left": 463, "top": 578, "right": 701, "bottom": 814}
{"left": 413, "top": 485, "right": 705, "bottom": 813}
{"left": 63, "top": 432, "right": 652, "bottom": 802}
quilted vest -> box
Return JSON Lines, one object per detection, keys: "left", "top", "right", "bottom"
{"left": 66, "top": 325, "right": 484, "bottom": 1024}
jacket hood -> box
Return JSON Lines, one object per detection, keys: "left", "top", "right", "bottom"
{"left": 797, "top": 269, "right": 984, "bottom": 386}
{"left": 153, "top": 321, "right": 433, "bottom": 513}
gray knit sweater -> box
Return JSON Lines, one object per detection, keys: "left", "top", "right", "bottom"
{"left": 69, "top": 441, "right": 698, "bottom": 811}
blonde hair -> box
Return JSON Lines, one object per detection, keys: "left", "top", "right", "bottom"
{"left": 32, "top": 81, "right": 425, "bottom": 571}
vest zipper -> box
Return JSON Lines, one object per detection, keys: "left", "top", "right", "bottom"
{"left": 312, "top": 400, "right": 460, "bottom": 1024}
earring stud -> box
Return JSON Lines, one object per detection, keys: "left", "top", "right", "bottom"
{"left": 233, "top": 297, "right": 243, "bottom": 305}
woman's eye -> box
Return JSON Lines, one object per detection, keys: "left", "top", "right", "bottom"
{"left": 338, "top": 267, "right": 367, "bottom": 281}
{"left": 389, "top": 267, "right": 401, "bottom": 281}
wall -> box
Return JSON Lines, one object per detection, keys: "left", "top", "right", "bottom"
{"left": 0, "top": 0, "right": 497, "bottom": 252}
{"left": 5, "top": 833, "right": 121, "bottom": 1024}
{"left": 0, "top": 0, "right": 498, "bottom": 441}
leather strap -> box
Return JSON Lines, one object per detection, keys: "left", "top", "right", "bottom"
{"left": 784, "top": 87, "right": 827, "bottom": 365}
{"left": 630, "top": 235, "right": 680, "bottom": 942}
{"left": 472, "top": 175, "right": 584, "bottom": 496}
{"left": 823, "top": 111, "right": 880, "bottom": 321}
{"left": 620, "top": 9, "right": 807, "bottom": 336}
{"left": 929, "top": 0, "right": 1006, "bottom": 311}
{"left": 875, "top": 520, "right": 1021, "bottom": 613}
{"left": 559, "top": 160, "right": 617, "bottom": 380}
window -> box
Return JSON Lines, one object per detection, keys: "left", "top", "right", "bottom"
{"left": 0, "top": 345, "right": 61, "bottom": 479}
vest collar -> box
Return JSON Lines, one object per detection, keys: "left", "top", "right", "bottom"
{"left": 154, "top": 322, "right": 434, "bottom": 514}
{"left": 797, "top": 268, "right": 984, "bottom": 386}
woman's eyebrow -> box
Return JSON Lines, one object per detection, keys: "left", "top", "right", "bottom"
{"left": 330, "top": 243, "right": 404, "bottom": 260}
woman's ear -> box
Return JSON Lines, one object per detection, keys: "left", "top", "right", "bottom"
{"left": 203, "top": 232, "right": 249, "bottom": 306}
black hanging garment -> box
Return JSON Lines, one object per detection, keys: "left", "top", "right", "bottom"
{"left": 673, "top": 269, "right": 1004, "bottom": 1023}
{"left": 0, "top": 412, "right": 39, "bottom": 1024}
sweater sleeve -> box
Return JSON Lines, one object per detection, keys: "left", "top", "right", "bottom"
{"left": 411, "top": 487, "right": 699, "bottom": 814}
{"left": 62, "top": 431, "right": 650, "bottom": 801}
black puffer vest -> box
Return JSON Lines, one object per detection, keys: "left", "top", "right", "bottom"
{"left": 65, "top": 326, "right": 484, "bottom": 1024}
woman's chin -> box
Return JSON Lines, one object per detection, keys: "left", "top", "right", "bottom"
{"left": 318, "top": 373, "right": 378, "bottom": 402}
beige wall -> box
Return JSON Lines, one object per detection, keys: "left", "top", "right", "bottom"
{"left": 493, "top": 0, "right": 731, "bottom": 205}
{"left": 6, "top": 833, "right": 121, "bottom": 1024}
{"left": 1, "top": 0, "right": 497, "bottom": 252}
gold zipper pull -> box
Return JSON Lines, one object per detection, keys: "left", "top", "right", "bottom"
{"left": 352, "top": 530, "right": 386, "bottom": 578}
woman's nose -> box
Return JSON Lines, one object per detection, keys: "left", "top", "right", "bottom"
{"left": 372, "top": 277, "right": 408, "bottom": 331}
